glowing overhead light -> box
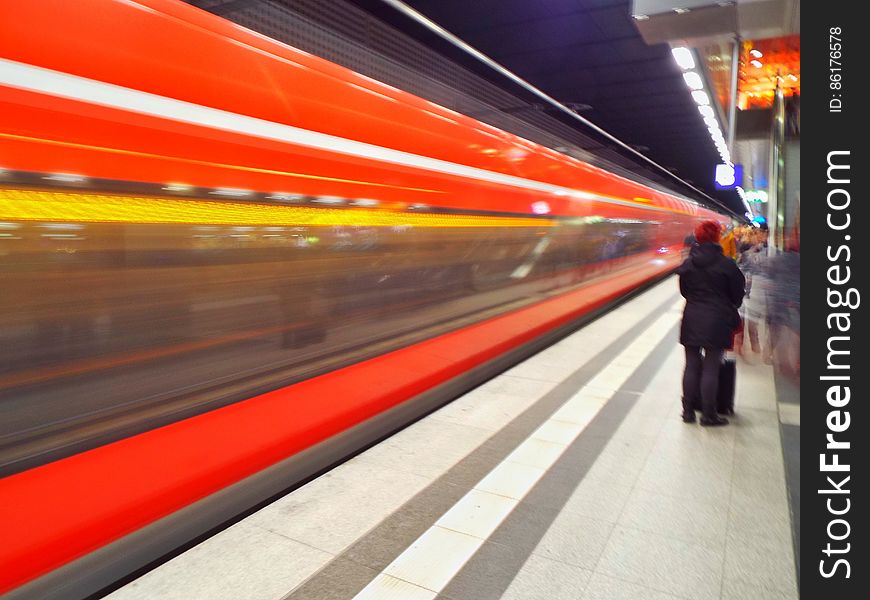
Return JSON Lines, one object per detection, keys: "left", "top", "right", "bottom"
{"left": 43, "top": 173, "right": 85, "bottom": 183}
{"left": 267, "top": 193, "right": 303, "bottom": 202}
{"left": 209, "top": 188, "right": 252, "bottom": 197}
{"left": 671, "top": 47, "right": 695, "bottom": 70}
{"left": 38, "top": 222, "right": 84, "bottom": 230}
{"left": 736, "top": 186, "right": 752, "bottom": 212}
{"left": 691, "top": 90, "right": 710, "bottom": 105}
{"left": 312, "top": 196, "right": 345, "bottom": 205}
{"left": 698, "top": 105, "right": 715, "bottom": 119}
{"left": 750, "top": 59, "right": 763, "bottom": 68}
{"left": 632, "top": 14, "right": 649, "bottom": 20}
{"left": 682, "top": 72, "right": 703, "bottom": 90}
{"left": 703, "top": 116, "right": 718, "bottom": 129}
{"left": 163, "top": 183, "right": 191, "bottom": 192}
{"left": 787, "top": 73, "right": 798, "bottom": 81}
{"left": 674, "top": 7, "right": 691, "bottom": 14}
{"left": 749, "top": 49, "right": 763, "bottom": 58}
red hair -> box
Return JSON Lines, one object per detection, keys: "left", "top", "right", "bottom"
{"left": 694, "top": 220, "right": 721, "bottom": 244}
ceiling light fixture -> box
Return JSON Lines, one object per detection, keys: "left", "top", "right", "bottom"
{"left": 670, "top": 44, "right": 730, "bottom": 180}
{"left": 692, "top": 90, "right": 711, "bottom": 105}
{"left": 683, "top": 71, "right": 703, "bottom": 90}
{"left": 671, "top": 47, "right": 695, "bottom": 70}
{"left": 698, "top": 105, "right": 715, "bottom": 119}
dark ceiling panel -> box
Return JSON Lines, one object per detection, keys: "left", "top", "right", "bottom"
{"left": 470, "top": 13, "right": 606, "bottom": 49}
{"left": 413, "top": 0, "right": 585, "bottom": 35}
{"left": 587, "top": 6, "right": 644, "bottom": 38}
{"left": 611, "top": 37, "right": 658, "bottom": 61}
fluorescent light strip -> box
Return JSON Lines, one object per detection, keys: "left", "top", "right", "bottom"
{"left": 682, "top": 72, "right": 703, "bottom": 90}
{"left": 353, "top": 305, "right": 682, "bottom": 599}
{"left": 0, "top": 58, "right": 665, "bottom": 214}
{"left": 670, "top": 49, "right": 733, "bottom": 174}
{"left": 671, "top": 47, "right": 695, "bottom": 71}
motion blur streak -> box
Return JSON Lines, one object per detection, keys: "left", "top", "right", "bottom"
{"left": 0, "top": 0, "right": 731, "bottom": 595}
{"left": 0, "top": 132, "right": 445, "bottom": 195}
{"left": 0, "top": 189, "right": 552, "bottom": 228}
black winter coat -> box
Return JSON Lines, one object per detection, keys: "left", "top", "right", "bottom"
{"left": 677, "top": 242, "right": 745, "bottom": 349}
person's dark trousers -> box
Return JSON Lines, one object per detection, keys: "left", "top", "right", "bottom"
{"left": 682, "top": 345, "right": 725, "bottom": 419}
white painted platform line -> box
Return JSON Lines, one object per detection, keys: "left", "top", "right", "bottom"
{"left": 779, "top": 402, "right": 800, "bottom": 426}
{"left": 351, "top": 302, "right": 681, "bottom": 598}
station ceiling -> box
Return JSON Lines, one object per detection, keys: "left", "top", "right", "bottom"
{"left": 347, "top": 0, "right": 742, "bottom": 214}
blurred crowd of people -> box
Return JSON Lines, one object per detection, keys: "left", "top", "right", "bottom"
{"left": 677, "top": 217, "right": 800, "bottom": 425}
{"left": 729, "top": 223, "right": 800, "bottom": 378}
{"left": 680, "top": 220, "right": 800, "bottom": 379}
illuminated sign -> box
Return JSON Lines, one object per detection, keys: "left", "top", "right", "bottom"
{"left": 714, "top": 163, "right": 743, "bottom": 190}
{"left": 745, "top": 189, "right": 769, "bottom": 203}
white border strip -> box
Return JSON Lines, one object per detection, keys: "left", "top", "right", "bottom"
{"left": 0, "top": 58, "right": 668, "bottom": 213}
{"left": 352, "top": 305, "right": 681, "bottom": 598}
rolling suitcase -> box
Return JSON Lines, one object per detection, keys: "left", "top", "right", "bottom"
{"left": 691, "top": 357, "right": 736, "bottom": 415}
{"left": 717, "top": 358, "right": 736, "bottom": 415}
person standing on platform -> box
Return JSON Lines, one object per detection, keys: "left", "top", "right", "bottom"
{"left": 677, "top": 220, "right": 745, "bottom": 426}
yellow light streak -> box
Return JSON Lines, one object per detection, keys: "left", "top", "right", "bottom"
{"left": 0, "top": 189, "right": 554, "bottom": 228}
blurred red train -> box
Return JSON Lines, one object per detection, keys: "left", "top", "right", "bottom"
{"left": 0, "top": 0, "right": 725, "bottom": 597}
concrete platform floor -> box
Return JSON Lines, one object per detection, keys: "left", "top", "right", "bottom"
{"left": 107, "top": 276, "right": 798, "bottom": 600}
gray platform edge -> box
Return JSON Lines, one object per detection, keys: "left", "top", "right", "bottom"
{"left": 3, "top": 273, "right": 673, "bottom": 600}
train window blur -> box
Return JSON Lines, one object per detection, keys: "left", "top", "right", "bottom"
{"left": 0, "top": 0, "right": 718, "bottom": 476}
{"left": 0, "top": 180, "right": 674, "bottom": 475}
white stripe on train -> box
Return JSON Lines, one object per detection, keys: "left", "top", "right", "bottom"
{"left": 0, "top": 57, "right": 675, "bottom": 214}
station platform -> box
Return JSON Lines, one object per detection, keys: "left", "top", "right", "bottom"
{"left": 106, "top": 277, "right": 798, "bottom": 600}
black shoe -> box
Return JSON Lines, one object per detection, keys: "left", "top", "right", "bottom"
{"left": 700, "top": 415, "right": 729, "bottom": 427}
{"left": 681, "top": 412, "right": 696, "bottom": 423}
